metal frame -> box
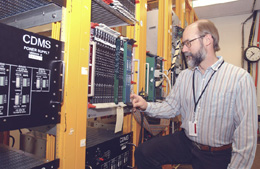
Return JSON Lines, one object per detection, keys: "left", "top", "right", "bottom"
{"left": 0, "top": 4, "right": 62, "bottom": 29}
{"left": 91, "top": 0, "right": 135, "bottom": 27}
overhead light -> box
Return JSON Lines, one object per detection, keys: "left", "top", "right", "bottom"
{"left": 192, "top": 0, "right": 238, "bottom": 7}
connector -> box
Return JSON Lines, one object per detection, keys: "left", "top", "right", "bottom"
{"left": 154, "top": 69, "right": 161, "bottom": 78}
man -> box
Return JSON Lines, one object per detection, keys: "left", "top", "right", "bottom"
{"left": 131, "top": 19, "right": 257, "bottom": 169}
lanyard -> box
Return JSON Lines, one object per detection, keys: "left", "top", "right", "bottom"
{"left": 192, "top": 61, "right": 224, "bottom": 114}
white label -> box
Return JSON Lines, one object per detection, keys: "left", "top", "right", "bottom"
{"left": 115, "top": 107, "right": 124, "bottom": 133}
{"left": 81, "top": 67, "right": 88, "bottom": 75}
{"left": 29, "top": 54, "right": 42, "bottom": 61}
{"left": 80, "top": 139, "right": 86, "bottom": 147}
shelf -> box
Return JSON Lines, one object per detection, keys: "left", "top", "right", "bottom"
{"left": 0, "top": 0, "right": 62, "bottom": 29}
{"left": 0, "top": 144, "right": 59, "bottom": 169}
{"left": 91, "top": 0, "right": 135, "bottom": 27}
{"left": 0, "top": 0, "right": 135, "bottom": 29}
{"left": 87, "top": 103, "right": 131, "bottom": 118}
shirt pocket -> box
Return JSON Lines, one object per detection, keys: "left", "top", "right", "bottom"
{"left": 209, "top": 91, "right": 233, "bottom": 118}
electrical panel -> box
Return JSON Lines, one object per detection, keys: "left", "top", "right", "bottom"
{"left": 123, "top": 40, "right": 135, "bottom": 104}
{"left": 155, "top": 56, "right": 163, "bottom": 101}
{"left": 88, "top": 24, "right": 119, "bottom": 104}
{"left": 145, "top": 52, "right": 163, "bottom": 102}
{"left": 118, "top": 39, "right": 125, "bottom": 103}
{"left": 0, "top": 23, "right": 63, "bottom": 131}
{"left": 86, "top": 128, "right": 132, "bottom": 169}
{"left": 114, "top": 38, "right": 124, "bottom": 104}
{"left": 88, "top": 24, "right": 134, "bottom": 106}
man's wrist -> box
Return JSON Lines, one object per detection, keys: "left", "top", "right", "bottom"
{"left": 143, "top": 102, "right": 150, "bottom": 112}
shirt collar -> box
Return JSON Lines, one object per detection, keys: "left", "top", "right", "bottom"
{"left": 211, "top": 56, "right": 224, "bottom": 71}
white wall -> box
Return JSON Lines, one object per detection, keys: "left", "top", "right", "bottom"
{"left": 209, "top": 12, "right": 260, "bottom": 110}
{"left": 210, "top": 14, "right": 255, "bottom": 67}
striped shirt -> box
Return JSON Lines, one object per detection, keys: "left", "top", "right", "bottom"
{"left": 146, "top": 56, "right": 258, "bottom": 169}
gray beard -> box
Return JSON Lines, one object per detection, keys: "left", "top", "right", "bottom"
{"left": 185, "top": 45, "right": 207, "bottom": 68}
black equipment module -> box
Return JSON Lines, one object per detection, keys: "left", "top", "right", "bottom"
{"left": 86, "top": 128, "right": 132, "bottom": 169}
{"left": 0, "top": 23, "right": 63, "bottom": 131}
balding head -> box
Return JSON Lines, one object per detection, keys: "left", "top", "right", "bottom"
{"left": 184, "top": 20, "right": 220, "bottom": 52}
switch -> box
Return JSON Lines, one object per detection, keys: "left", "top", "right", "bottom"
{"left": 42, "top": 79, "right": 47, "bottom": 88}
{"left": 0, "top": 76, "right": 5, "bottom": 86}
{"left": 22, "top": 95, "right": 27, "bottom": 104}
{"left": 0, "top": 95, "right": 4, "bottom": 104}
{"left": 15, "top": 94, "right": 20, "bottom": 105}
{"left": 23, "top": 78, "right": 28, "bottom": 87}
{"left": 36, "top": 78, "right": 41, "bottom": 89}
{"left": 16, "top": 76, "right": 20, "bottom": 88}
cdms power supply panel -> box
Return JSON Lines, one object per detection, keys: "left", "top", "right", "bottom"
{"left": 0, "top": 23, "right": 63, "bottom": 131}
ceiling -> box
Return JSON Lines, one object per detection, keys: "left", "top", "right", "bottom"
{"left": 147, "top": 0, "right": 260, "bottom": 19}
{"left": 194, "top": 0, "right": 260, "bottom": 19}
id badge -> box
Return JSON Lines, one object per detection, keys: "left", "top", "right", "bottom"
{"left": 189, "top": 121, "right": 198, "bottom": 136}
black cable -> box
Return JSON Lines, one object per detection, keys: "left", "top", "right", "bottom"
{"left": 242, "top": 12, "right": 255, "bottom": 68}
{"left": 18, "top": 129, "right": 22, "bottom": 134}
{"left": 139, "top": 112, "right": 144, "bottom": 145}
{"left": 251, "top": 0, "right": 257, "bottom": 13}
{"left": 171, "top": 67, "right": 176, "bottom": 86}
{"left": 248, "top": 11, "right": 257, "bottom": 47}
{"left": 9, "top": 135, "right": 15, "bottom": 147}
{"left": 247, "top": 11, "right": 257, "bottom": 73}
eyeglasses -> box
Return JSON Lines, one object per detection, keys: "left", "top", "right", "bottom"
{"left": 181, "top": 35, "right": 205, "bottom": 48}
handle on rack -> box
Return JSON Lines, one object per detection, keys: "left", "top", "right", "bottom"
{"left": 145, "top": 63, "right": 149, "bottom": 95}
{"left": 88, "top": 41, "right": 97, "bottom": 97}
{"left": 49, "top": 60, "right": 65, "bottom": 106}
{"left": 60, "top": 61, "right": 65, "bottom": 104}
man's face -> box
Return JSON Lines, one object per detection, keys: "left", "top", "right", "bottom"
{"left": 182, "top": 24, "right": 207, "bottom": 69}
{"left": 183, "top": 41, "right": 207, "bottom": 68}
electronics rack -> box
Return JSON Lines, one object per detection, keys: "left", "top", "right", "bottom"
{"left": 0, "top": 0, "right": 136, "bottom": 169}
{"left": 155, "top": 56, "right": 164, "bottom": 101}
{"left": 86, "top": 127, "right": 133, "bottom": 169}
{"left": 0, "top": 1, "right": 64, "bottom": 169}
{"left": 89, "top": 24, "right": 120, "bottom": 104}
{"left": 146, "top": 52, "right": 164, "bottom": 102}
{"left": 88, "top": 24, "right": 136, "bottom": 106}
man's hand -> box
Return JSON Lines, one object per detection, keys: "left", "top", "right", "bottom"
{"left": 130, "top": 94, "right": 148, "bottom": 111}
